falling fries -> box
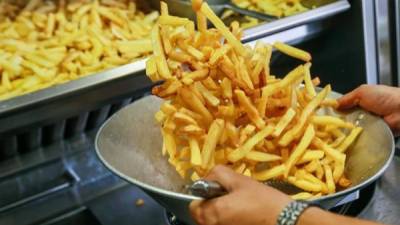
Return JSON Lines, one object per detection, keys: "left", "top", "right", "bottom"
{"left": 147, "top": 1, "right": 362, "bottom": 199}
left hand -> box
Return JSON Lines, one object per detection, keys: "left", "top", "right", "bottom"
{"left": 189, "top": 165, "right": 292, "bottom": 225}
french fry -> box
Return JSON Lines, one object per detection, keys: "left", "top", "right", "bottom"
{"left": 235, "top": 90, "right": 265, "bottom": 129}
{"left": 159, "top": 15, "right": 191, "bottom": 26}
{"left": 285, "top": 124, "right": 315, "bottom": 177}
{"left": 201, "top": 119, "right": 225, "bottom": 169}
{"left": 258, "top": 65, "right": 304, "bottom": 115}
{"left": 288, "top": 176, "right": 322, "bottom": 192}
{"left": 337, "top": 127, "right": 363, "bottom": 152}
{"left": 311, "top": 116, "right": 354, "bottom": 129}
{"left": 296, "top": 150, "right": 325, "bottom": 165}
{"left": 291, "top": 192, "right": 314, "bottom": 200}
{"left": 228, "top": 125, "right": 274, "bottom": 162}
{"left": 313, "top": 137, "right": 346, "bottom": 163}
{"left": 323, "top": 164, "right": 336, "bottom": 193}
{"left": 338, "top": 176, "right": 352, "bottom": 188}
{"left": 304, "top": 63, "right": 316, "bottom": 97}
{"left": 274, "top": 41, "right": 311, "bottom": 62}
{"left": 163, "top": 129, "right": 177, "bottom": 158}
{"left": 189, "top": 138, "right": 202, "bottom": 166}
{"left": 253, "top": 164, "right": 286, "bottom": 181}
{"left": 200, "top": 3, "right": 247, "bottom": 56}
{"left": 179, "top": 86, "right": 213, "bottom": 125}
{"left": 245, "top": 151, "right": 282, "bottom": 162}
{"left": 272, "top": 108, "right": 296, "bottom": 137}
{"left": 333, "top": 158, "right": 345, "bottom": 183}
{"left": 151, "top": 25, "right": 171, "bottom": 79}
{"left": 279, "top": 85, "right": 331, "bottom": 147}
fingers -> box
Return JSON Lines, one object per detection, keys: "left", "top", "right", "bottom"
{"left": 190, "top": 200, "right": 205, "bottom": 225}
{"left": 205, "top": 165, "right": 250, "bottom": 192}
{"left": 337, "top": 87, "right": 362, "bottom": 110}
{"left": 384, "top": 113, "right": 400, "bottom": 137}
{"left": 189, "top": 199, "right": 220, "bottom": 225}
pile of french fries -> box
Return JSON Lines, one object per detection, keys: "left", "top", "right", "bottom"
{"left": 146, "top": 0, "right": 362, "bottom": 199}
{"left": 0, "top": 0, "right": 158, "bottom": 101}
{"left": 232, "top": 0, "right": 309, "bottom": 18}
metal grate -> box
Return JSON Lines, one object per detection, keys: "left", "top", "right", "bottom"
{"left": 0, "top": 94, "right": 146, "bottom": 162}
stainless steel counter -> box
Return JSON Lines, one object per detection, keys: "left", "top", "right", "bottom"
{"left": 359, "top": 156, "right": 400, "bottom": 225}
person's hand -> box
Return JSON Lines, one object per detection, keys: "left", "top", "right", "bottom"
{"left": 189, "top": 165, "right": 291, "bottom": 225}
{"left": 338, "top": 84, "right": 400, "bottom": 136}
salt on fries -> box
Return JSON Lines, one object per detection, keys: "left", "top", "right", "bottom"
{"left": 0, "top": 0, "right": 158, "bottom": 101}
{"left": 147, "top": 1, "right": 362, "bottom": 199}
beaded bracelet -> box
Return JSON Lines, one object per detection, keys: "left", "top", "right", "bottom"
{"left": 276, "top": 201, "right": 318, "bottom": 225}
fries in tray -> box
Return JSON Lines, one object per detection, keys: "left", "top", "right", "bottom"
{"left": 0, "top": 0, "right": 158, "bottom": 101}
{"left": 146, "top": 0, "right": 362, "bottom": 199}
{"left": 232, "top": 0, "right": 309, "bottom": 18}
{"left": 221, "top": 0, "right": 310, "bottom": 29}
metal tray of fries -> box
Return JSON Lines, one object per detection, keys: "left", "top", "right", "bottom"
{"left": 242, "top": 0, "right": 350, "bottom": 42}
{"left": 0, "top": 0, "right": 349, "bottom": 148}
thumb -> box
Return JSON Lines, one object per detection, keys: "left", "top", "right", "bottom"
{"left": 204, "top": 165, "right": 249, "bottom": 192}
{"left": 337, "top": 88, "right": 361, "bottom": 110}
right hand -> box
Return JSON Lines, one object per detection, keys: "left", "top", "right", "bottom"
{"left": 189, "top": 165, "right": 292, "bottom": 225}
{"left": 338, "top": 84, "right": 400, "bottom": 136}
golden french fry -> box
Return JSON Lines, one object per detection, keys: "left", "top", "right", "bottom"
{"left": 245, "top": 151, "right": 282, "bottom": 162}
{"left": 291, "top": 192, "right": 314, "bottom": 200}
{"left": 272, "top": 108, "right": 296, "bottom": 137}
{"left": 279, "top": 85, "right": 331, "bottom": 147}
{"left": 152, "top": 25, "right": 172, "bottom": 79}
{"left": 284, "top": 124, "right": 315, "bottom": 177}
{"left": 313, "top": 137, "right": 346, "bottom": 163}
{"left": 174, "top": 112, "right": 198, "bottom": 125}
{"left": 323, "top": 164, "right": 336, "bottom": 193}
{"left": 296, "top": 150, "right": 325, "bottom": 165}
{"left": 235, "top": 90, "right": 265, "bottom": 129}
{"left": 338, "top": 176, "right": 352, "bottom": 188}
{"left": 258, "top": 65, "right": 304, "bottom": 115}
{"left": 179, "top": 86, "right": 213, "bottom": 125}
{"left": 189, "top": 138, "right": 202, "bottom": 166}
{"left": 253, "top": 164, "right": 286, "bottom": 181}
{"left": 311, "top": 116, "right": 354, "bottom": 129}
{"left": 159, "top": 15, "right": 191, "bottom": 26}
{"left": 288, "top": 176, "right": 322, "bottom": 192}
{"left": 221, "top": 78, "right": 233, "bottom": 99}
{"left": 337, "top": 127, "right": 363, "bottom": 152}
{"left": 228, "top": 125, "right": 274, "bottom": 162}
{"left": 243, "top": 168, "right": 252, "bottom": 177}
{"left": 201, "top": 119, "right": 225, "bottom": 169}
{"left": 195, "top": 82, "right": 220, "bottom": 107}
{"left": 304, "top": 62, "right": 316, "bottom": 97}
{"left": 200, "top": 3, "right": 247, "bottom": 56}
{"left": 274, "top": 41, "right": 311, "bottom": 62}
{"left": 163, "top": 129, "right": 177, "bottom": 158}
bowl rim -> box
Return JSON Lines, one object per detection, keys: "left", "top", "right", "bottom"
{"left": 95, "top": 94, "right": 395, "bottom": 203}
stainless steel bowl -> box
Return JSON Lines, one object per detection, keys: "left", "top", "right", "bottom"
{"left": 95, "top": 92, "right": 395, "bottom": 225}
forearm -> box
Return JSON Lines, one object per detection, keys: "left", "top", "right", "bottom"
{"left": 298, "top": 207, "right": 383, "bottom": 225}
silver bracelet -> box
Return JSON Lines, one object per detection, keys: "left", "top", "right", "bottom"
{"left": 276, "top": 201, "right": 315, "bottom": 225}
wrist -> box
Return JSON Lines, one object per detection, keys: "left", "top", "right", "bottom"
{"left": 297, "top": 206, "right": 326, "bottom": 225}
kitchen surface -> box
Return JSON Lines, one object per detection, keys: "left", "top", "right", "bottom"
{"left": 0, "top": 0, "right": 400, "bottom": 225}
